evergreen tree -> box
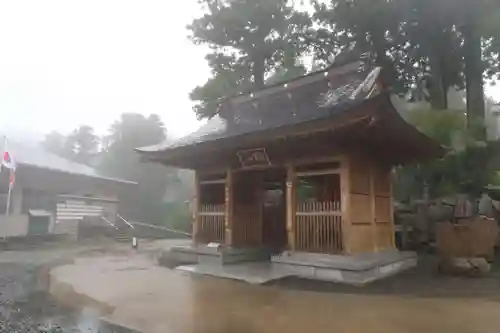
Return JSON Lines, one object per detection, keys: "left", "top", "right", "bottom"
{"left": 99, "top": 113, "right": 182, "bottom": 225}
{"left": 65, "top": 125, "right": 99, "bottom": 165}
{"left": 188, "top": 0, "right": 311, "bottom": 118}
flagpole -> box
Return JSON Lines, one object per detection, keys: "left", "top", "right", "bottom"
{"left": 2, "top": 136, "right": 7, "bottom": 219}
{"left": 2, "top": 136, "right": 14, "bottom": 220}
{"left": 5, "top": 169, "right": 12, "bottom": 218}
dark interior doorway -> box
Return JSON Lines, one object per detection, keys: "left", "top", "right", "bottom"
{"left": 261, "top": 168, "right": 287, "bottom": 251}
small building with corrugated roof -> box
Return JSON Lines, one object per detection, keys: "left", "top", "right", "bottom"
{"left": 0, "top": 139, "right": 135, "bottom": 240}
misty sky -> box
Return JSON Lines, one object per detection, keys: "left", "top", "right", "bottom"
{"left": 0, "top": 1, "right": 499, "bottom": 142}
{"left": 0, "top": 0, "right": 209, "bottom": 140}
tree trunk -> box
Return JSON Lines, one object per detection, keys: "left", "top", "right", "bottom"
{"left": 427, "top": 44, "right": 448, "bottom": 110}
{"left": 463, "top": 17, "right": 486, "bottom": 139}
{"left": 421, "top": 16, "right": 448, "bottom": 110}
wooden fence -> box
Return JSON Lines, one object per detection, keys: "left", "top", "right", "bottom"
{"left": 295, "top": 201, "right": 343, "bottom": 253}
{"left": 198, "top": 204, "right": 225, "bottom": 243}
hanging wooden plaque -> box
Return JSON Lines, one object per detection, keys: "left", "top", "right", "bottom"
{"left": 237, "top": 148, "right": 271, "bottom": 168}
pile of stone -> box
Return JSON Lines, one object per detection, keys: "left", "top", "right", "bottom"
{"left": 438, "top": 257, "right": 491, "bottom": 276}
{"left": 436, "top": 215, "right": 499, "bottom": 276}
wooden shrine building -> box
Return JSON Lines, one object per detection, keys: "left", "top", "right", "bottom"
{"left": 137, "top": 61, "right": 444, "bottom": 284}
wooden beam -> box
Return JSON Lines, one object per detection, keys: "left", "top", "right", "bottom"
{"left": 369, "top": 164, "right": 378, "bottom": 252}
{"left": 193, "top": 170, "right": 201, "bottom": 245}
{"left": 296, "top": 211, "right": 342, "bottom": 216}
{"left": 296, "top": 169, "right": 340, "bottom": 178}
{"left": 199, "top": 212, "right": 225, "bottom": 217}
{"left": 224, "top": 169, "right": 234, "bottom": 247}
{"left": 199, "top": 179, "right": 226, "bottom": 185}
{"left": 339, "top": 155, "right": 351, "bottom": 254}
{"left": 291, "top": 155, "right": 343, "bottom": 167}
{"left": 286, "top": 164, "right": 296, "bottom": 251}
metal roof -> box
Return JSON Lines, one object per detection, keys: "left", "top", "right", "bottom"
{"left": 137, "top": 61, "right": 381, "bottom": 154}
{"left": 3, "top": 138, "right": 135, "bottom": 184}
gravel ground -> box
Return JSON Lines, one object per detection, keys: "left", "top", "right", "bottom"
{"left": 0, "top": 260, "right": 138, "bottom": 332}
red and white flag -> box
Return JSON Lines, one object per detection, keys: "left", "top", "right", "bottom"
{"left": 1, "top": 137, "right": 15, "bottom": 216}
{"left": 1, "top": 137, "right": 16, "bottom": 185}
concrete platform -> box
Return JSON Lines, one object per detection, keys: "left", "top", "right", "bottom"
{"left": 161, "top": 244, "right": 270, "bottom": 266}
{"left": 272, "top": 249, "right": 418, "bottom": 285}
{"left": 175, "top": 249, "right": 417, "bottom": 285}
{"left": 176, "top": 262, "right": 292, "bottom": 284}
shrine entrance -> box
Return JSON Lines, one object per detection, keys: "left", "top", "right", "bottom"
{"left": 261, "top": 168, "right": 287, "bottom": 251}
{"left": 231, "top": 168, "right": 287, "bottom": 250}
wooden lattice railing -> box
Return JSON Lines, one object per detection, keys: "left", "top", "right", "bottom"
{"left": 295, "top": 201, "right": 343, "bottom": 253}
{"left": 198, "top": 204, "right": 225, "bottom": 244}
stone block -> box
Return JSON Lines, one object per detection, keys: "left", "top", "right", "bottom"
{"left": 314, "top": 268, "right": 344, "bottom": 282}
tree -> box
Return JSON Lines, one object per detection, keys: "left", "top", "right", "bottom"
{"left": 99, "top": 113, "right": 182, "bottom": 225}
{"left": 395, "top": 106, "right": 500, "bottom": 201}
{"left": 312, "top": 0, "right": 500, "bottom": 123}
{"left": 312, "top": 0, "right": 466, "bottom": 107}
{"left": 188, "top": 0, "right": 311, "bottom": 118}
{"left": 65, "top": 125, "right": 99, "bottom": 165}
{"left": 41, "top": 131, "right": 67, "bottom": 156}
{"left": 312, "top": 0, "right": 418, "bottom": 94}
{"left": 41, "top": 127, "right": 98, "bottom": 165}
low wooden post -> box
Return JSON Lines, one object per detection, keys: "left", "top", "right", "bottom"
{"left": 339, "top": 156, "right": 351, "bottom": 254}
{"left": 286, "top": 165, "right": 296, "bottom": 251}
{"left": 192, "top": 170, "right": 200, "bottom": 245}
{"left": 225, "top": 169, "right": 234, "bottom": 247}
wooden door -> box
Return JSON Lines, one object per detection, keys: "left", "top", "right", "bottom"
{"left": 232, "top": 171, "right": 263, "bottom": 247}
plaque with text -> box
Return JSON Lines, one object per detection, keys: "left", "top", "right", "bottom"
{"left": 237, "top": 148, "right": 271, "bottom": 168}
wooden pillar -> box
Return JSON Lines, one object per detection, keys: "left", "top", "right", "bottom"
{"left": 369, "top": 164, "right": 378, "bottom": 252}
{"left": 192, "top": 170, "right": 200, "bottom": 245}
{"left": 389, "top": 168, "right": 396, "bottom": 249}
{"left": 224, "top": 169, "right": 234, "bottom": 247}
{"left": 286, "top": 165, "right": 296, "bottom": 251}
{"left": 339, "top": 156, "right": 351, "bottom": 254}
{"left": 256, "top": 172, "right": 264, "bottom": 246}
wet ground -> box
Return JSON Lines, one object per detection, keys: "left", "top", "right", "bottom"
{"left": 271, "top": 254, "right": 500, "bottom": 300}
{"left": 0, "top": 243, "right": 142, "bottom": 333}
{"left": 4, "top": 239, "right": 500, "bottom": 333}
{"left": 50, "top": 249, "right": 500, "bottom": 333}
{"left": 0, "top": 262, "right": 98, "bottom": 332}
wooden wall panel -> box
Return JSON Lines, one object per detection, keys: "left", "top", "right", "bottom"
{"left": 376, "top": 223, "right": 393, "bottom": 250}
{"left": 372, "top": 163, "right": 395, "bottom": 250}
{"left": 349, "top": 224, "right": 374, "bottom": 254}
{"left": 350, "top": 194, "right": 371, "bottom": 223}
{"left": 375, "top": 197, "right": 391, "bottom": 223}
{"left": 373, "top": 165, "right": 391, "bottom": 196}
{"left": 346, "top": 154, "right": 396, "bottom": 254}
{"left": 349, "top": 155, "right": 370, "bottom": 194}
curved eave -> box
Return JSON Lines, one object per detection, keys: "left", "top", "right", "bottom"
{"left": 380, "top": 96, "right": 446, "bottom": 165}
{"left": 137, "top": 93, "right": 446, "bottom": 168}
